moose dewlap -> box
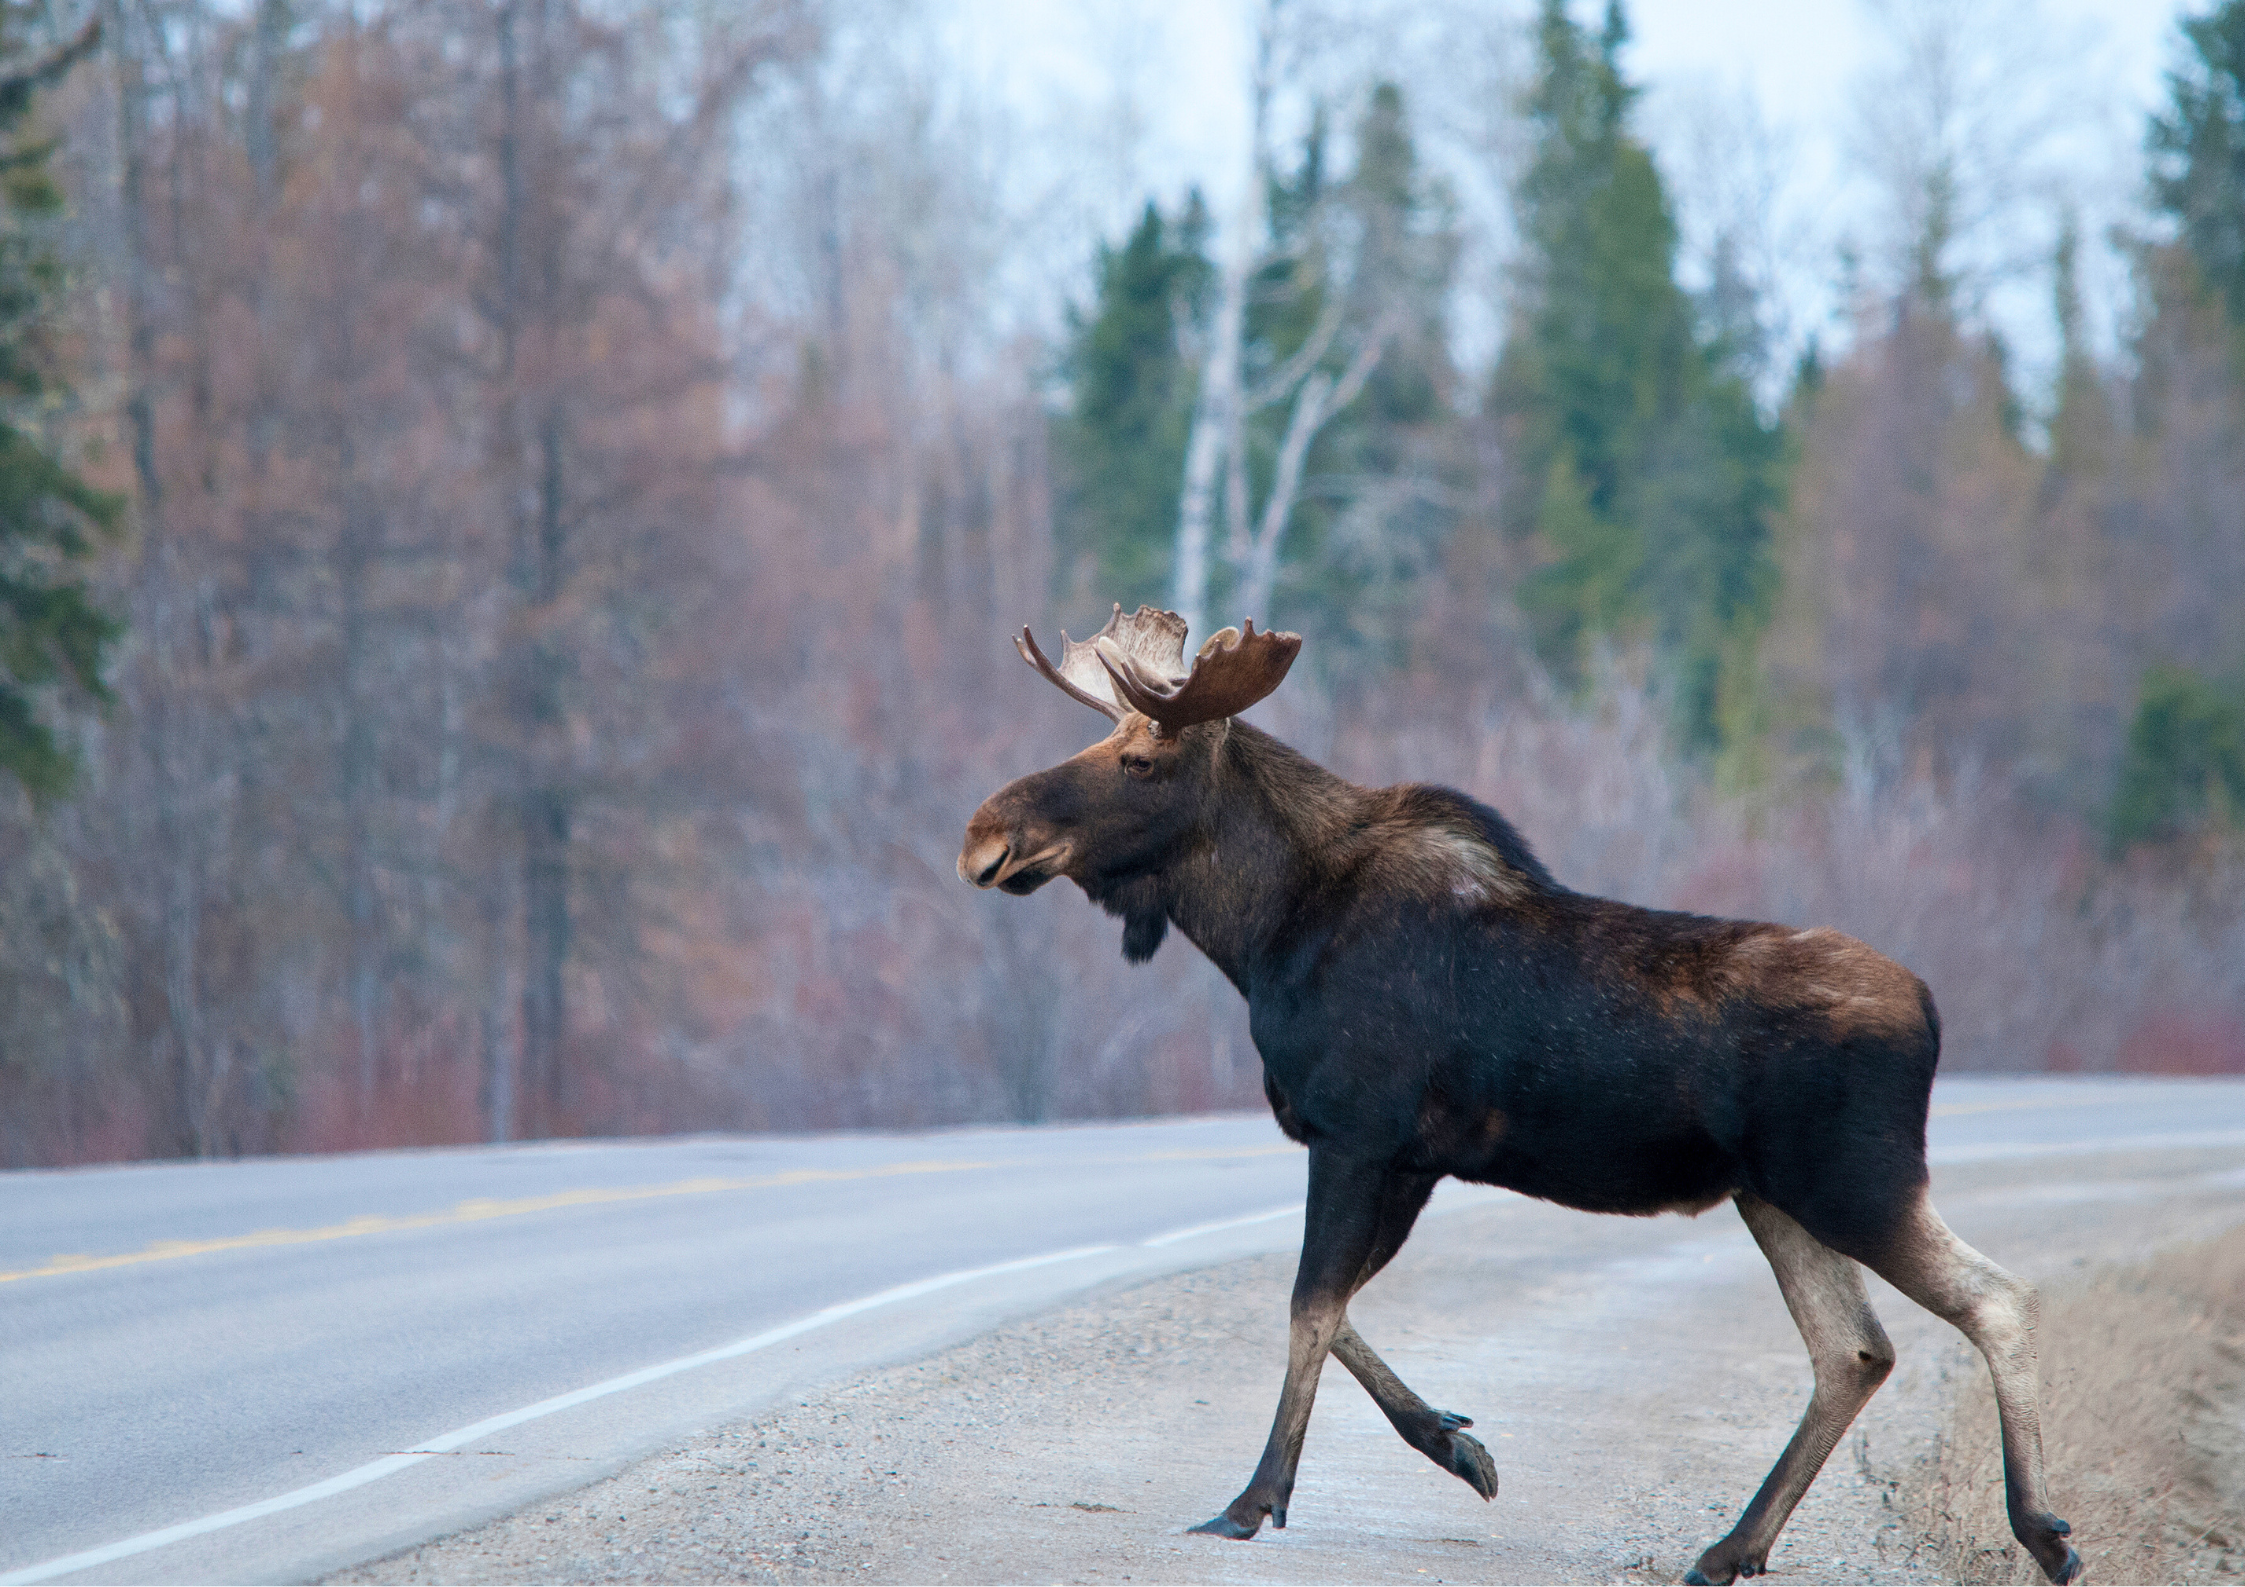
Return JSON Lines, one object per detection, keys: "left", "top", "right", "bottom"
{"left": 958, "top": 603, "right": 2083, "bottom": 1586}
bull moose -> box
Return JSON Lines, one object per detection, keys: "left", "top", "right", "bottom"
{"left": 957, "top": 604, "right": 2081, "bottom": 1586}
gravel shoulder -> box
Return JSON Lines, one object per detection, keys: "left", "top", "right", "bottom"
{"left": 332, "top": 1145, "right": 2245, "bottom": 1586}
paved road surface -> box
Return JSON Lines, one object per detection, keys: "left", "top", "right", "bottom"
{"left": 5, "top": 1079, "right": 2243, "bottom": 1585}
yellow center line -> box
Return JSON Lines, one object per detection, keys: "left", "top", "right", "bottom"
{"left": 0, "top": 1142, "right": 1303, "bottom": 1287}
{"left": 1121, "top": 1144, "right": 1302, "bottom": 1163}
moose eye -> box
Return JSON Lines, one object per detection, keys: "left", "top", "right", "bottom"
{"left": 1122, "top": 754, "right": 1155, "bottom": 780}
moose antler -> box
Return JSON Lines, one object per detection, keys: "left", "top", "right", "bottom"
{"left": 1016, "top": 604, "right": 1299, "bottom": 731}
{"left": 1016, "top": 604, "right": 1188, "bottom": 722}
{"left": 1100, "top": 619, "right": 1301, "bottom": 732}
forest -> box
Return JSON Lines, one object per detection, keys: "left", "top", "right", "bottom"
{"left": 0, "top": 0, "right": 2241, "bottom": 1168}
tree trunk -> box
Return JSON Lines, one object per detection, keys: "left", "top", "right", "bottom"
{"left": 1171, "top": 250, "right": 1240, "bottom": 641}
{"left": 520, "top": 787, "right": 570, "bottom": 1131}
{"left": 341, "top": 480, "right": 380, "bottom": 1114}
{"left": 520, "top": 387, "right": 571, "bottom": 1129}
{"left": 1171, "top": 0, "right": 1275, "bottom": 640}
{"left": 481, "top": 859, "right": 514, "bottom": 1144}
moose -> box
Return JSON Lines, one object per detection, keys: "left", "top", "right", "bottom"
{"left": 957, "top": 605, "right": 2083, "bottom": 1585}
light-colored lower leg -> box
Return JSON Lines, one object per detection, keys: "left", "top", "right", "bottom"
{"left": 1331, "top": 1316, "right": 1426, "bottom": 1423}
{"left": 1187, "top": 1296, "right": 1339, "bottom": 1536}
{"left": 1261, "top": 1297, "right": 1341, "bottom": 1520}
{"left": 1331, "top": 1316, "right": 1498, "bottom": 1498}
{"left": 1192, "top": 1158, "right": 1425, "bottom": 1540}
{"left": 1871, "top": 1190, "right": 2080, "bottom": 1584}
{"left": 1690, "top": 1194, "right": 1894, "bottom": 1583}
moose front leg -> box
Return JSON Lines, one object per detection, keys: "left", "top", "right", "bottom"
{"left": 1332, "top": 1319, "right": 1498, "bottom": 1498}
{"left": 1188, "top": 1148, "right": 1391, "bottom": 1539}
{"left": 1326, "top": 1170, "right": 1498, "bottom": 1501}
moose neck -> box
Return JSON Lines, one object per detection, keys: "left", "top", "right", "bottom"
{"left": 1158, "top": 719, "right": 1361, "bottom": 991}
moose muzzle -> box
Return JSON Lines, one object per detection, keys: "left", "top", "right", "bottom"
{"left": 958, "top": 806, "right": 1069, "bottom": 893}
{"left": 957, "top": 824, "right": 1010, "bottom": 888}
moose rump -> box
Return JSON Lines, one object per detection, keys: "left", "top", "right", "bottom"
{"left": 958, "top": 603, "right": 2081, "bottom": 1586}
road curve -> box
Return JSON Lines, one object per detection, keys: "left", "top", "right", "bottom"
{"left": 5, "top": 1079, "right": 2245, "bottom": 1585}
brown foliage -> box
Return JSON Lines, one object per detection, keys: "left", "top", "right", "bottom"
{"left": 1, "top": 6, "right": 2241, "bottom": 1169}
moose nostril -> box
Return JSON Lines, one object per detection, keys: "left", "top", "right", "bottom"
{"left": 962, "top": 841, "right": 1009, "bottom": 887}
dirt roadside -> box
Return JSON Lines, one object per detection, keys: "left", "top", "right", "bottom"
{"left": 332, "top": 1147, "right": 2245, "bottom": 1586}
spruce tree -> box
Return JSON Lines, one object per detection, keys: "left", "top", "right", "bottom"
{"left": 1491, "top": 0, "right": 1781, "bottom": 754}
{"left": 1054, "top": 197, "right": 1210, "bottom": 611}
{"left": 2119, "top": 3, "right": 2245, "bottom": 842}
{"left": 2109, "top": 664, "right": 2245, "bottom": 848}
{"left": 2150, "top": 0, "right": 2245, "bottom": 341}
{"left": 0, "top": 14, "right": 118, "bottom": 801}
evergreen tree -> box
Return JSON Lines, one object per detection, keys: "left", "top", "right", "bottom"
{"left": 2122, "top": 4, "right": 2245, "bottom": 838}
{"left": 1053, "top": 197, "right": 1210, "bottom": 612}
{"left": 0, "top": 13, "right": 118, "bottom": 801}
{"left": 2110, "top": 664, "right": 2245, "bottom": 848}
{"left": 2149, "top": 0, "right": 2245, "bottom": 343}
{"left": 1491, "top": 0, "right": 1782, "bottom": 754}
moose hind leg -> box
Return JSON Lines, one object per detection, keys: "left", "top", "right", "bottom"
{"left": 1688, "top": 1194, "right": 1895, "bottom": 1586}
{"left": 1869, "top": 1192, "right": 2082, "bottom": 1585}
{"left": 1331, "top": 1318, "right": 1498, "bottom": 1499}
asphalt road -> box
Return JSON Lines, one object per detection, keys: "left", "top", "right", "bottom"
{"left": 5, "top": 1079, "right": 2244, "bottom": 1586}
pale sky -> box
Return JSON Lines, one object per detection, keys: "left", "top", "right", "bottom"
{"left": 946, "top": 0, "right": 2196, "bottom": 398}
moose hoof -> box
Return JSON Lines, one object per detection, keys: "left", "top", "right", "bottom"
{"left": 1444, "top": 1427, "right": 1498, "bottom": 1500}
{"left": 2024, "top": 1512, "right": 2079, "bottom": 1583}
{"left": 1684, "top": 1545, "right": 1765, "bottom": 1584}
{"left": 1187, "top": 1508, "right": 1264, "bottom": 1541}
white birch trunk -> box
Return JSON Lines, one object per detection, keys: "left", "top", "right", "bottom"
{"left": 1171, "top": 0, "right": 1277, "bottom": 641}
{"left": 1169, "top": 251, "right": 1240, "bottom": 641}
{"left": 1235, "top": 316, "right": 1393, "bottom": 621}
{"left": 1238, "top": 373, "right": 1330, "bottom": 620}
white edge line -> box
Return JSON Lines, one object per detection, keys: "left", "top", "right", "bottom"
{"left": 0, "top": 1242, "right": 1117, "bottom": 1587}
{"left": 1141, "top": 1203, "right": 1303, "bottom": 1248}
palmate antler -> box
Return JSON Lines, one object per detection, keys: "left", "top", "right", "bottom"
{"left": 1016, "top": 604, "right": 1301, "bottom": 733}
{"left": 1015, "top": 604, "right": 1186, "bottom": 719}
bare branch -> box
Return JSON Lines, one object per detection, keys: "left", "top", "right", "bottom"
{"left": 0, "top": 13, "right": 101, "bottom": 105}
{"left": 1234, "top": 310, "right": 1397, "bottom": 617}
{"left": 1243, "top": 290, "right": 1345, "bottom": 412}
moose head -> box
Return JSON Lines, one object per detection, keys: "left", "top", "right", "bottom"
{"left": 957, "top": 604, "right": 1301, "bottom": 957}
